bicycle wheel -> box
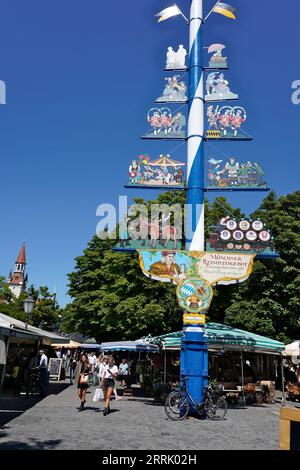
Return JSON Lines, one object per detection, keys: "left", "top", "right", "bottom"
{"left": 205, "top": 396, "right": 227, "bottom": 420}
{"left": 165, "top": 391, "right": 189, "bottom": 421}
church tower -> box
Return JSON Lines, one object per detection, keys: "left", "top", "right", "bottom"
{"left": 7, "top": 242, "right": 28, "bottom": 298}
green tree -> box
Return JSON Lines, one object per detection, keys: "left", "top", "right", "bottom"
{"left": 0, "top": 279, "right": 61, "bottom": 330}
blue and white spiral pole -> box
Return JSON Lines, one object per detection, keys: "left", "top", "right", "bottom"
{"left": 181, "top": 0, "right": 208, "bottom": 409}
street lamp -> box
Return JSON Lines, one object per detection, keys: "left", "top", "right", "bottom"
{"left": 23, "top": 295, "right": 35, "bottom": 331}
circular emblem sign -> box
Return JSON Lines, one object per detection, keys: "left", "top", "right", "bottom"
{"left": 259, "top": 231, "right": 271, "bottom": 242}
{"left": 233, "top": 230, "right": 244, "bottom": 241}
{"left": 226, "top": 219, "right": 238, "bottom": 230}
{"left": 246, "top": 230, "right": 257, "bottom": 241}
{"left": 176, "top": 277, "right": 213, "bottom": 314}
{"left": 252, "top": 220, "right": 264, "bottom": 231}
{"left": 220, "top": 229, "right": 231, "bottom": 241}
{"left": 239, "top": 220, "right": 250, "bottom": 231}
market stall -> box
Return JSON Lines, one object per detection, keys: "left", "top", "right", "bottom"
{"left": 151, "top": 323, "right": 285, "bottom": 404}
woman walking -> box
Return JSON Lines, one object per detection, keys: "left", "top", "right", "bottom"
{"left": 75, "top": 353, "right": 90, "bottom": 411}
{"left": 102, "top": 356, "right": 118, "bottom": 415}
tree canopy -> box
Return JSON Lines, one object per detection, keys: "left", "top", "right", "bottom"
{"left": 0, "top": 279, "right": 62, "bottom": 330}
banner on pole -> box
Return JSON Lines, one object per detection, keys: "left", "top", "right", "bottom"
{"left": 138, "top": 250, "right": 255, "bottom": 286}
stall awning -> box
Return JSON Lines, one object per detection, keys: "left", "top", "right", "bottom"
{"left": 51, "top": 340, "right": 82, "bottom": 349}
{"left": 0, "top": 312, "right": 69, "bottom": 345}
{"left": 100, "top": 341, "right": 159, "bottom": 352}
{"left": 152, "top": 323, "right": 285, "bottom": 354}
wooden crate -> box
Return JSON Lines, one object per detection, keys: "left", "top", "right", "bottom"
{"left": 123, "top": 387, "right": 133, "bottom": 397}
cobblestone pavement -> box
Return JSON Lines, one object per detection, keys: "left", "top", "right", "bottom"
{"left": 0, "top": 383, "right": 299, "bottom": 450}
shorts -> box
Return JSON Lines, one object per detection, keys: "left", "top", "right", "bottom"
{"left": 77, "top": 382, "right": 89, "bottom": 390}
{"left": 102, "top": 378, "right": 114, "bottom": 390}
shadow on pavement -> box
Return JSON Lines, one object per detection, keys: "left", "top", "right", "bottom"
{"left": 0, "top": 382, "right": 72, "bottom": 428}
{"left": 0, "top": 433, "right": 62, "bottom": 450}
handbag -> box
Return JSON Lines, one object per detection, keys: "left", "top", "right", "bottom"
{"left": 93, "top": 387, "right": 104, "bottom": 402}
{"left": 79, "top": 374, "right": 89, "bottom": 385}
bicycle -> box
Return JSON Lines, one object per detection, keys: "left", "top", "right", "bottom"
{"left": 164, "top": 377, "right": 227, "bottom": 421}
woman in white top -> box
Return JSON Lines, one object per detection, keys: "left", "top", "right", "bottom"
{"left": 98, "top": 354, "right": 121, "bottom": 401}
{"left": 101, "top": 356, "right": 119, "bottom": 415}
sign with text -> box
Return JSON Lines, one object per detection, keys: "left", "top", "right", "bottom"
{"left": 183, "top": 313, "right": 206, "bottom": 325}
{"left": 48, "top": 358, "right": 62, "bottom": 380}
{"left": 138, "top": 250, "right": 255, "bottom": 287}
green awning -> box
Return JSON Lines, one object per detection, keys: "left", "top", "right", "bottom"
{"left": 152, "top": 323, "right": 285, "bottom": 354}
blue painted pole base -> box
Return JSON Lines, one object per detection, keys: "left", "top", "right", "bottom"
{"left": 180, "top": 326, "right": 208, "bottom": 414}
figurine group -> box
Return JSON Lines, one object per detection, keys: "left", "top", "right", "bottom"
{"left": 147, "top": 107, "right": 186, "bottom": 137}
{"left": 166, "top": 45, "right": 187, "bottom": 69}
{"left": 205, "top": 72, "right": 238, "bottom": 101}
{"left": 156, "top": 75, "right": 187, "bottom": 102}
{"left": 128, "top": 154, "right": 184, "bottom": 186}
{"left": 207, "top": 105, "right": 247, "bottom": 137}
{"left": 208, "top": 157, "right": 266, "bottom": 188}
{"left": 208, "top": 45, "right": 228, "bottom": 69}
{"left": 119, "top": 214, "right": 180, "bottom": 250}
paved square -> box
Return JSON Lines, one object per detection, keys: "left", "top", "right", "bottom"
{"left": 0, "top": 383, "right": 294, "bottom": 450}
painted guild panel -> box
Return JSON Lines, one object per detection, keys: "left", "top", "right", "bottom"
{"left": 208, "top": 157, "right": 267, "bottom": 189}
{"left": 114, "top": 214, "right": 182, "bottom": 252}
{"left": 206, "top": 217, "right": 276, "bottom": 255}
{"left": 156, "top": 75, "right": 188, "bottom": 103}
{"left": 206, "top": 105, "right": 250, "bottom": 140}
{"left": 144, "top": 107, "right": 186, "bottom": 139}
{"left": 128, "top": 154, "right": 185, "bottom": 187}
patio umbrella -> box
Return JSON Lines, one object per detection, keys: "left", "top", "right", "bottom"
{"left": 208, "top": 43, "right": 226, "bottom": 54}
{"left": 283, "top": 340, "right": 300, "bottom": 357}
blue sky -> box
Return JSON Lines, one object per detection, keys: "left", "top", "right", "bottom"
{"left": 0, "top": 0, "right": 299, "bottom": 306}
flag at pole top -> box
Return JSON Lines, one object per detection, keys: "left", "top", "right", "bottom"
{"left": 155, "top": 5, "right": 181, "bottom": 23}
{"left": 213, "top": 2, "right": 237, "bottom": 20}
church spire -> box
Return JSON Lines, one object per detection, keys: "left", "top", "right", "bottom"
{"left": 8, "top": 242, "right": 28, "bottom": 298}
{"left": 16, "top": 242, "right": 26, "bottom": 265}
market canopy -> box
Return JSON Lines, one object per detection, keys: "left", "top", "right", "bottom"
{"left": 100, "top": 341, "right": 159, "bottom": 352}
{"left": 282, "top": 340, "right": 300, "bottom": 357}
{"left": 0, "top": 312, "right": 69, "bottom": 345}
{"left": 81, "top": 343, "right": 101, "bottom": 349}
{"left": 52, "top": 340, "right": 82, "bottom": 349}
{"left": 152, "top": 323, "right": 285, "bottom": 355}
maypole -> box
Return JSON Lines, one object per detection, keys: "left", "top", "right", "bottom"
{"left": 182, "top": 0, "right": 207, "bottom": 407}
{"left": 114, "top": 0, "right": 278, "bottom": 417}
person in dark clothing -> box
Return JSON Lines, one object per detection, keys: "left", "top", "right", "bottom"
{"left": 74, "top": 353, "right": 90, "bottom": 411}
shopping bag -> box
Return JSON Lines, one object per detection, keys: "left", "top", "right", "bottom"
{"left": 93, "top": 387, "right": 104, "bottom": 402}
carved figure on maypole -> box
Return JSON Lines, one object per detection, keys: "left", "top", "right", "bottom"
{"left": 165, "top": 44, "right": 188, "bottom": 70}
{"left": 205, "top": 72, "right": 238, "bottom": 101}
{"left": 207, "top": 43, "right": 228, "bottom": 69}
{"left": 156, "top": 75, "right": 188, "bottom": 103}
